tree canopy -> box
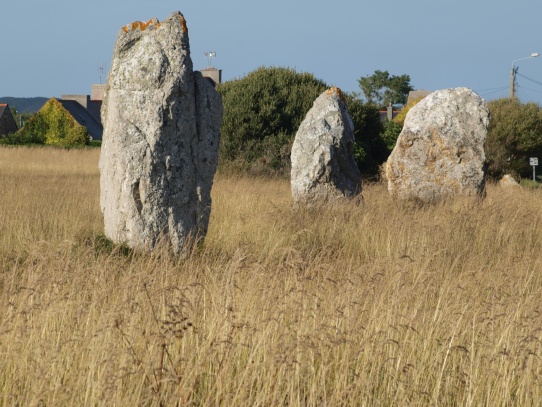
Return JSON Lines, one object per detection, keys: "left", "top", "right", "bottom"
{"left": 344, "top": 93, "right": 386, "bottom": 174}
{"left": 486, "top": 98, "right": 542, "bottom": 179}
{"left": 217, "top": 66, "right": 328, "bottom": 171}
{"left": 358, "top": 70, "right": 414, "bottom": 109}
{"left": 14, "top": 99, "right": 89, "bottom": 147}
{"left": 217, "top": 66, "right": 385, "bottom": 175}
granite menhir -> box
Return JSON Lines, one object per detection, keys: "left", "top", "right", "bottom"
{"left": 291, "top": 87, "right": 361, "bottom": 206}
{"left": 99, "top": 11, "right": 222, "bottom": 253}
{"left": 386, "top": 88, "right": 489, "bottom": 202}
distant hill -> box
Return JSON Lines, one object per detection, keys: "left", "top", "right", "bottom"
{"left": 0, "top": 97, "right": 49, "bottom": 113}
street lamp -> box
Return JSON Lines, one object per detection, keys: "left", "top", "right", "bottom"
{"left": 510, "top": 52, "right": 540, "bottom": 98}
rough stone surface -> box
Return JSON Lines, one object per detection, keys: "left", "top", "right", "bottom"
{"left": 291, "top": 87, "right": 361, "bottom": 206}
{"left": 385, "top": 87, "right": 489, "bottom": 202}
{"left": 499, "top": 174, "right": 522, "bottom": 189}
{"left": 99, "top": 11, "right": 222, "bottom": 253}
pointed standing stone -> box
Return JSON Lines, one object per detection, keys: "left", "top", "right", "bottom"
{"left": 291, "top": 87, "right": 361, "bottom": 206}
{"left": 99, "top": 12, "right": 222, "bottom": 253}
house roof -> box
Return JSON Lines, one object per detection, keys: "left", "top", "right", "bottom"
{"left": 0, "top": 103, "right": 19, "bottom": 135}
{"left": 57, "top": 99, "right": 103, "bottom": 140}
{"left": 0, "top": 103, "right": 8, "bottom": 118}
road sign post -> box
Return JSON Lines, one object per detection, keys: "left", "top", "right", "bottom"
{"left": 530, "top": 157, "right": 538, "bottom": 181}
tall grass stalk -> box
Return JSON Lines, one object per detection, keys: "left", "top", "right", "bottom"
{"left": 1, "top": 146, "right": 542, "bottom": 405}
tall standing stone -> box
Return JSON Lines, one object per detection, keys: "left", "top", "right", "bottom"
{"left": 99, "top": 12, "right": 222, "bottom": 253}
{"left": 291, "top": 87, "right": 361, "bottom": 206}
{"left": 385, "top": 88, "right": 489, "bottom": 202}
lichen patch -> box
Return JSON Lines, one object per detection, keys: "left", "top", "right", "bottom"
{"left": 176, "top": 15, "right": 188, "bottom": 32}
{"left": 326, "top": 87, "right": 346, "bottom": 103}
{"left": 122, "top": 18, "right": 161, "bottom": 33}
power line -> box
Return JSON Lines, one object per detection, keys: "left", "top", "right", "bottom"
{"left": 517, "top": 85, "right": 542, "bottom": 94}
{"left": 477, "top": 86, "right": 510, "bottom": 92}
{"left": 514, "top": 86, "right": 541, "bottom": 104}
{"left": 477, "top": 86, "right": 509, "bottom": 98}
{"left": 516, "top": 72, "right": 542, "bottom": 88}
{"left": 514, "top": 72, "right": 542, "bottom": 103}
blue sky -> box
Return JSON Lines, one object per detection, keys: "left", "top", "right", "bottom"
{"left": 3, "top": 0, "right": 542, "bottom": 104}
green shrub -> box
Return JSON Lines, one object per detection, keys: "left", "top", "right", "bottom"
{"left": 0, "top": 131, "right": 45, "bottom": 145}
{"left": 520, "top": 179, "right": 540, "bottom": 189}
{"left": 380, "top": 120, "right": 402, "bottom": 153}
{"left": 217, "top": 67, "right": 327, "bottom": 171}
{"left": 88, "top": 140, "right": 102, "bottom": 148}
{"left": 16, "top": 99, "right": 90, "bottom": 147}
{"left": 217, "top": 66, "right": 385, "bottom": 176}
{"left": 486, "top": 98, "right": 542, "bottom": 179}
{"left": 345, "top": 94, "right": 385, "bottom": 174}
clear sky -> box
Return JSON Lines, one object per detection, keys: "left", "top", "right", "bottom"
{"left": 3, "top": 0, "right": 542, "bottom": 105}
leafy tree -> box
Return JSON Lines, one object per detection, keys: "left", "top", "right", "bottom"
{"left": 344, "top": 93, "right": 386, "bottom": 174}
{"left": 486, "top": 98, "right": 542, "bottom": 179}
{"left": 16, "top": 99, "right": 89, "bottom": 146}
{"left": 380, "top": 120, "right": 402, "bottom": 153}
{"left": 358, "top": 70, "right": 414, "bottom": 109}
{"left": 217, "top": 67, "right": 328, "bottom": 170}
{"left": 217, "top": 66, "right": 384, "bottom": 175}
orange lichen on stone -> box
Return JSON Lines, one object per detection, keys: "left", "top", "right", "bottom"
{"left": 176, "top": 15, "right": 188, "bottom": 32}
{"left": 122, "top": 18, "right": 161, "bottom": 33}
{"left": 327, "top": 86, "right": 346, "bottom": 103}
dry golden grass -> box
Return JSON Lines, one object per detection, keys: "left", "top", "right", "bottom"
{"left": 2, "top": 146, "right": 542, "bottom": 406}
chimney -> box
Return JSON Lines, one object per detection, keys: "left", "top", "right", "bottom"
{"left": 200, "top": 68, "right": 222, "bottom": 86}
{"left": 91, "top": 84, "right": 106, "bottom": 101}
{"left": 61, "top": 94, "right": 89, "bottom": 109}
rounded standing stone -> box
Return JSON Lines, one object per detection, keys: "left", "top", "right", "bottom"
{"left": 385, "top": 88, "right": 489, "bottom": 202}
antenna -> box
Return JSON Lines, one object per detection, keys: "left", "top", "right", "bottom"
{"left": 98, "top": 63, "right": 105, "bottom": 84}
{"left": 204, "top": 51, "right": 216, "bottom": 68}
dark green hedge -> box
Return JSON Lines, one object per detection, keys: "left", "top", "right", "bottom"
{"left": 217, "top": 66, "right": 387, "bottom": 176}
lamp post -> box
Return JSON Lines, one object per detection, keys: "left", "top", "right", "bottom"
{"left": 510, "top": 52, "right": 539, "bottom": 98}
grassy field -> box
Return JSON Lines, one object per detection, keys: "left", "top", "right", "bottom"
{"left": 1, "top": 146, "right": 542, "bottom": 406}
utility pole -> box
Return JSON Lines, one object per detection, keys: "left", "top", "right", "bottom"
{"left": 510, "top": 66, "right": 516, "bottom": 98}
{"left": 510, "top": 53, "right": 539, "bottom": 99}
